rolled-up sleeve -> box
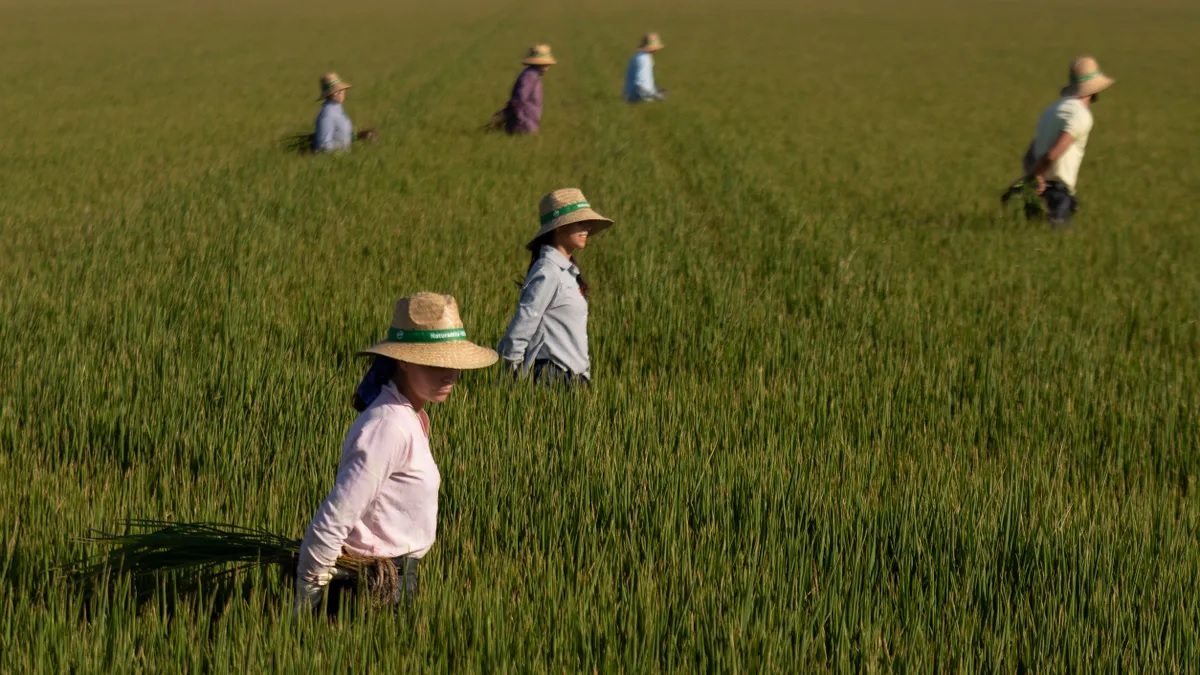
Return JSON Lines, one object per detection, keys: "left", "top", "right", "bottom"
{"left": 497, "top": 267, "right": 557, "bottom": 367}
{"left": 297, "top": 414, "right": 409, "bottom": 581}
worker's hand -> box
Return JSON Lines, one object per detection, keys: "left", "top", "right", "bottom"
{"left": 292, "top": 568, "right": 334, "bottom": 618}
{"left": 503, "top": 360, "right": 523, "bottom": 380}
{"left": 1034, "top": 175, "right": 1047, "bottom": 194}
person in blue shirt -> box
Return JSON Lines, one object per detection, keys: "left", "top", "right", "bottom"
{"left": 314, "top": 72, "right": 354, "bottom": 152}
{"left": 498, "top": 188, "right": 615, "bottom": 387}
{"left": 623, "top": 33, "right": 666, "bottom": 103}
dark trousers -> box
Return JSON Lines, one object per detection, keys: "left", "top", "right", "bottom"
{"left": 1025, "top": 180, "right": 1078, "bottom": 227}
{"left": 532, "top": 360, "right": 589, "bottom": 388}
{"left": 389, "top": 557, "right": 420, "bottom": 606}
{"left": 325, "top": 557, "right": 419, "bottom": 616}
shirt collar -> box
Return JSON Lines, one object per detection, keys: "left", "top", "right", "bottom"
{"left": 540, "top": 245, "right": 578, "bottom": 275}
{"left": 379, "top": 380, "right": 404, "bottom": 404}
{"left": 379, "top": 381, "right": 431, "bottom": 435}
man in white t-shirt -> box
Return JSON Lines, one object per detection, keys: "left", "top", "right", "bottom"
{"left": 1019, "top": 56, "right": 1115, "bottom": 227}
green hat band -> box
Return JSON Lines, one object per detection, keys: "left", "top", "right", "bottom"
{"left": 386, "top": 327, "right": 467, "bottom": 343}
{"left": 1071, "top": 70, "right": 1102, "bottom": 84}
{"left": 540, "top": 201, "right": 590, "bottom": 224}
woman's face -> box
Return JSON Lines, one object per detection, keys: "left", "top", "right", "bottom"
{"left": 554, "top": 222, "right": 591, "bottom": 253}
{"left": 331, "top": 89, "right": 346, "bottom": 104}
{"left": 398, "top": 362, "right": 462, "bottom": 404}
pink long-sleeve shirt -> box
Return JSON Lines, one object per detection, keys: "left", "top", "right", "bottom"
{"left": 297, "top": 382, "right": 440, "bottom": 582}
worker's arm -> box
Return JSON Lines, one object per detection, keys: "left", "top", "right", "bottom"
{"left": 1024, "top": 132, "right": 1075, "bottom": 193}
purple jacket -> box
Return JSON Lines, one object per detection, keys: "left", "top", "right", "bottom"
{"left": 505, "top": 67, "right": 543, "bottom": 134}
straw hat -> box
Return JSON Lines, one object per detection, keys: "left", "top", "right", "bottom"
{"left": 1061, "top": 56, "right": 1115, "bottom": 98}
{"left": 318, "top": 72, "right": 351, "bottom": 101}
{"left": 639, "top": 33, "right": 665, "bottom": 53}
{"left": 526, "top": 188, "right": 613, "bottom": 250}
{"left": 522, "top": 44, "right": 557, "bottom": 66}
{"left": 358, "top": 293, "right": 498, "bottom": 369}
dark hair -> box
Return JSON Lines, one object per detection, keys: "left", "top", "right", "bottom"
{"left": 351, "top": 356, "right": 399, "bottom": 412}
{"left": 527, "top": 232, "right": 589, "bottom": 299}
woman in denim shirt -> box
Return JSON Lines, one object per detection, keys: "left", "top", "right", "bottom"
{"left": 498, "top": 188, "right": 614, "bottom": 386}
{"left": 314, "top": 72, "right": 354, "bottom": 152}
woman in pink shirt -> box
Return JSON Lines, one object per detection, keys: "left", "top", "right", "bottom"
{"left": 294, "top": 292, "right": 497, "bottom": 615}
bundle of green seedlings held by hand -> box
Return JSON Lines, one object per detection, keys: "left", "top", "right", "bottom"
{"left": 282, "top": 133, "right": 316, "bottom": 154}
{"left": 1000, "top": 178, "right": 1044, "bottom": 213}
{"left": 70, "top": 519, "right": 403, "bottom": 605}
{"left": 482, "top": 108, "right": 507, "bottom": 132}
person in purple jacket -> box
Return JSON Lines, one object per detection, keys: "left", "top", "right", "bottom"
{"left": 496, "top": 44, "right": 556, "bottom": 135}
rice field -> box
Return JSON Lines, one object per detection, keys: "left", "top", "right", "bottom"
{"left": 2, "top": 0, "right": 1199, "bottom": 670}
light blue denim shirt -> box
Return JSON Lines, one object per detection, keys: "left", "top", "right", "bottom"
{"left": 314, "top": 101, "right": 353, "bottom": 151}
{"left": 497, "top": 246, "right": 591, "bottom": 378}
{"left": 623, "top": 51, "right": 663, "bottom": 102}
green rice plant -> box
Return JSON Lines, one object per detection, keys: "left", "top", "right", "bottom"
{"left": 69, "top": 520, "right": 402, "bottom": 605}
{"left": 1000, "top": 178, "right": 1046, "bottom": 223}
{"left": 68, "top": 520, "right": 299, "bottom": 598}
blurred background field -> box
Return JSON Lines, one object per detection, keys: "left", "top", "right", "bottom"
{"left": 1, "top": 0, "right": 1198, "bottom": 670}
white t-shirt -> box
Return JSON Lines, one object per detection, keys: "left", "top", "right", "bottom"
{"left": 1033, "top": 97, "right": 1094, "bottom": 194}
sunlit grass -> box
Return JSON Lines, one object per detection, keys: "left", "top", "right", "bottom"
{"left": 1, "top": 0, "right": 1198, "bottom": 670}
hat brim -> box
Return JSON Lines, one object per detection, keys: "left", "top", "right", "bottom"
{"left": 642, "top": 44, "right": 664, "bottom": 53}
{"left": 317, "top": 83, "right": 351, "bottom": 101}
{"left": 526, "top": 209, "right": 613, "bottom": 250}
{"left": 1061, "top": 75, "right": 1114, "bottom": 98}
{"left": 523, "top": 57, "right": 557, "bottom": 66}
{"left": 357, "top": 340, "right": 499, "bottom": 370}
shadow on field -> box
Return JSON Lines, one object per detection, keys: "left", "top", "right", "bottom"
{"left": 874, "top": 202, "right": 1037, "bottom": 231}
{"left": 73, "top": 570, "right": 376, "bottom": 627}
{"left": 66, "top": 560, "right": 289, "bottom": 626}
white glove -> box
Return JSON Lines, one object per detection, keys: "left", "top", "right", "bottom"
{"left": 292, "top": 568, "right": 334, "bottom": 618}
